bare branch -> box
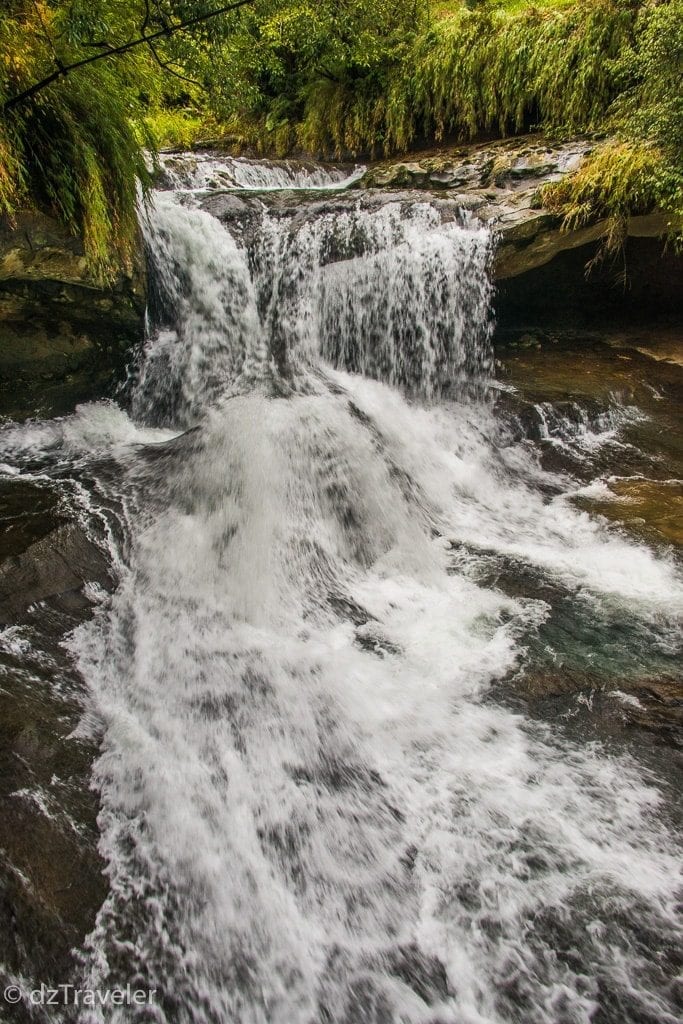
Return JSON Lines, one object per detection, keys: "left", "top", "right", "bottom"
{"left": 146, "top": 36, "right": 202, "bottom": 88}
{"left": 3, "top": 0, "right": 254, "bottom": 112}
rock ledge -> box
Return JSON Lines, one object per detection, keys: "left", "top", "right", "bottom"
{"left": 360, "top": 137, "right": 675, "bottom": 278}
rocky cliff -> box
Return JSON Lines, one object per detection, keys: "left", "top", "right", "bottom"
{"left": 0, "top": 212, "right": 145, "bottom": 419}
{"left": 360, "top": 136, "right": 678, "bottom": 278}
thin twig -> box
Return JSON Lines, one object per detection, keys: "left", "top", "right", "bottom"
{"left": 3, "top": 0, "right": 254, "bottom": 112}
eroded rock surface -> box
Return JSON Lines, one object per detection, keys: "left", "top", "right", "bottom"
{"left": 0, "top": 212, "right": 145, "bottom": 420}
{"left": 360, "top": 137, "right": 677, "bottom": 279}
{"left": 0, "top": 478, "right": 112, "bottom": 1017}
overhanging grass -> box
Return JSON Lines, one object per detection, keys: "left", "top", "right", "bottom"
{"left": 543, "top": 142, "right": 683, "bottom": 252}
{"left": 540, "top": 2, "right": 683, "bottom": 246}
{"left": 289, "top": 0, "right": 638, "bottom": 157}
{"left": 0, "top": 3, "right": 156, "bottom": 281}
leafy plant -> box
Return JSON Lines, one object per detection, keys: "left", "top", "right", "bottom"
{"left": 541, "top": 2, "right": 683, "bottom": 246}
{"left": 0, "top": 1, "right": 253, "bottom": 279}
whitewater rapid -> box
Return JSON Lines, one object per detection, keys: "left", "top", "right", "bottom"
{"left": 0, "top": 159, "right": 680, "bottom": 1024}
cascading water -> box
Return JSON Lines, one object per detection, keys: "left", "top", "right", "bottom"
{"left": 156, "top": 152, "right": 366, "bottom": 192}
{"left": 133, "top": 193, "right": 494, "bottom": 424}
{"left": 0, "top": 161, "right": 681, "bottom": 1024}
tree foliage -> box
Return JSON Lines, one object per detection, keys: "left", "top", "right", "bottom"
{"left": 1, "top": 0, "right": 681, "bottom": 274}
{"left": 0, "top": 1, "right": 252, "bottom": 278}
{"left": 194, "top": 0, "right": 425, "bottom": 154}
{"left": 205, "top": 0, "right": 643, "bottom": 156}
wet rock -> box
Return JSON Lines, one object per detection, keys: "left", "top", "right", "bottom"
{"left": 577, "top": 477, "right": 683, "bottom": 547}
{"left": 0, "top": 213, "right": 87, "bottom": 287}
{"left": 200, "top": 192, "right": 269, "bottom": 251}
{"left": 360, "top": 137, "right": 678, "bottom": 279}
{"left": 0, "top": 478, "right": 112, "bottom": 1008}
{"left": 0, "top": 211, "right": 145, "bottom": 419}
{"left": 0, "top": 477, "right": 113, "bottom": 625}
{"left": 0, "top": 711, "right": 107, "bottom": 997}
{"left": 517, "top": 332, "right": 542, "bottom": 349}
{"left": 360, "top": 138, "right": 589, "bottom": 194}
{"left": 154, "top": 152, "right": 201, "bottom": 189}
{"left": 366, "top": 162, "right": 430, "bottom": 188}
{"left": 494, "top": 210, "right": 674, "bottom": 279}
{"left": 0, "top": 522, "right": 112, "bottom": 624}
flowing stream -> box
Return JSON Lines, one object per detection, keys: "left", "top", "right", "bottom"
{"left": 0, "top": 160, "right": 681, "bottom": 1024}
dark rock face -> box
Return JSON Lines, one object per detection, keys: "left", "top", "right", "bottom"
{"left": 0, "top": 521, "right": 113, "bottom": 625}
{"left": 0, "top": 212, "right": 145, "bottom": 421}
{"left": 493, "top": 210, "right": 674, "bottom": 280}
{"left": 0, "top": 477, "right": 112, "bottom": 1019}
{"left": 495, "top": 236, "right": 683, "bottom": 342}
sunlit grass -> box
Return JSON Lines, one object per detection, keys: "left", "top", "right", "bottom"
{"left": 431, "top": 0, "right": 578, "bottom": 17}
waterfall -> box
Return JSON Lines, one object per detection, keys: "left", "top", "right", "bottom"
{"left": 157, "top": 152, "right": 366, "bottom": 192}
{"left": 133, "top": 194, "right": 494, "bottom": 427}
{"left": 0, "top": 159, "right": 680, "bottom": 1024}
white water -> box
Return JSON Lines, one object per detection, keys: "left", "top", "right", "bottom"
{"left": 0, "top": 160, "right": 681, "bottom": 1024}
{"left": 134, "top": 194, "right": 493, "bottom": 426}
{"left": 158, "top": 152, "right": 365, "bottom": 192}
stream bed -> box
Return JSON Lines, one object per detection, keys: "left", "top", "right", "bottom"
{"left": 0, "top": 157, "right": 680, "bottom": 1024}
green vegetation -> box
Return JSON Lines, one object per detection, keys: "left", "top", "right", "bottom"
{"left": 1, "top": 0, "right": 681, "bottom": 273}
{"left": 211, "top": 0, "right": 682, "bottom": 244}
{"left": 0, "top": 2, "right": 156, "bottom": 279}
{"left": 0, "top": 1, "right": 247, "bottom": 279}
{"left": 198, "top": 0, "right": 425, "bottom": 156}
{"left": 210, "top": 0, "right": 645, "bottom": 156}
{"left": 544, "top": 142, "right": 680, "bottom": 254}
{"left": 543, "top": 0, "right": 683, "bottom": 246}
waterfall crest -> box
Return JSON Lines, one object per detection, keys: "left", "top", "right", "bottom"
{"left": 134, "top": 193, "right": 494, "bottom": 428}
